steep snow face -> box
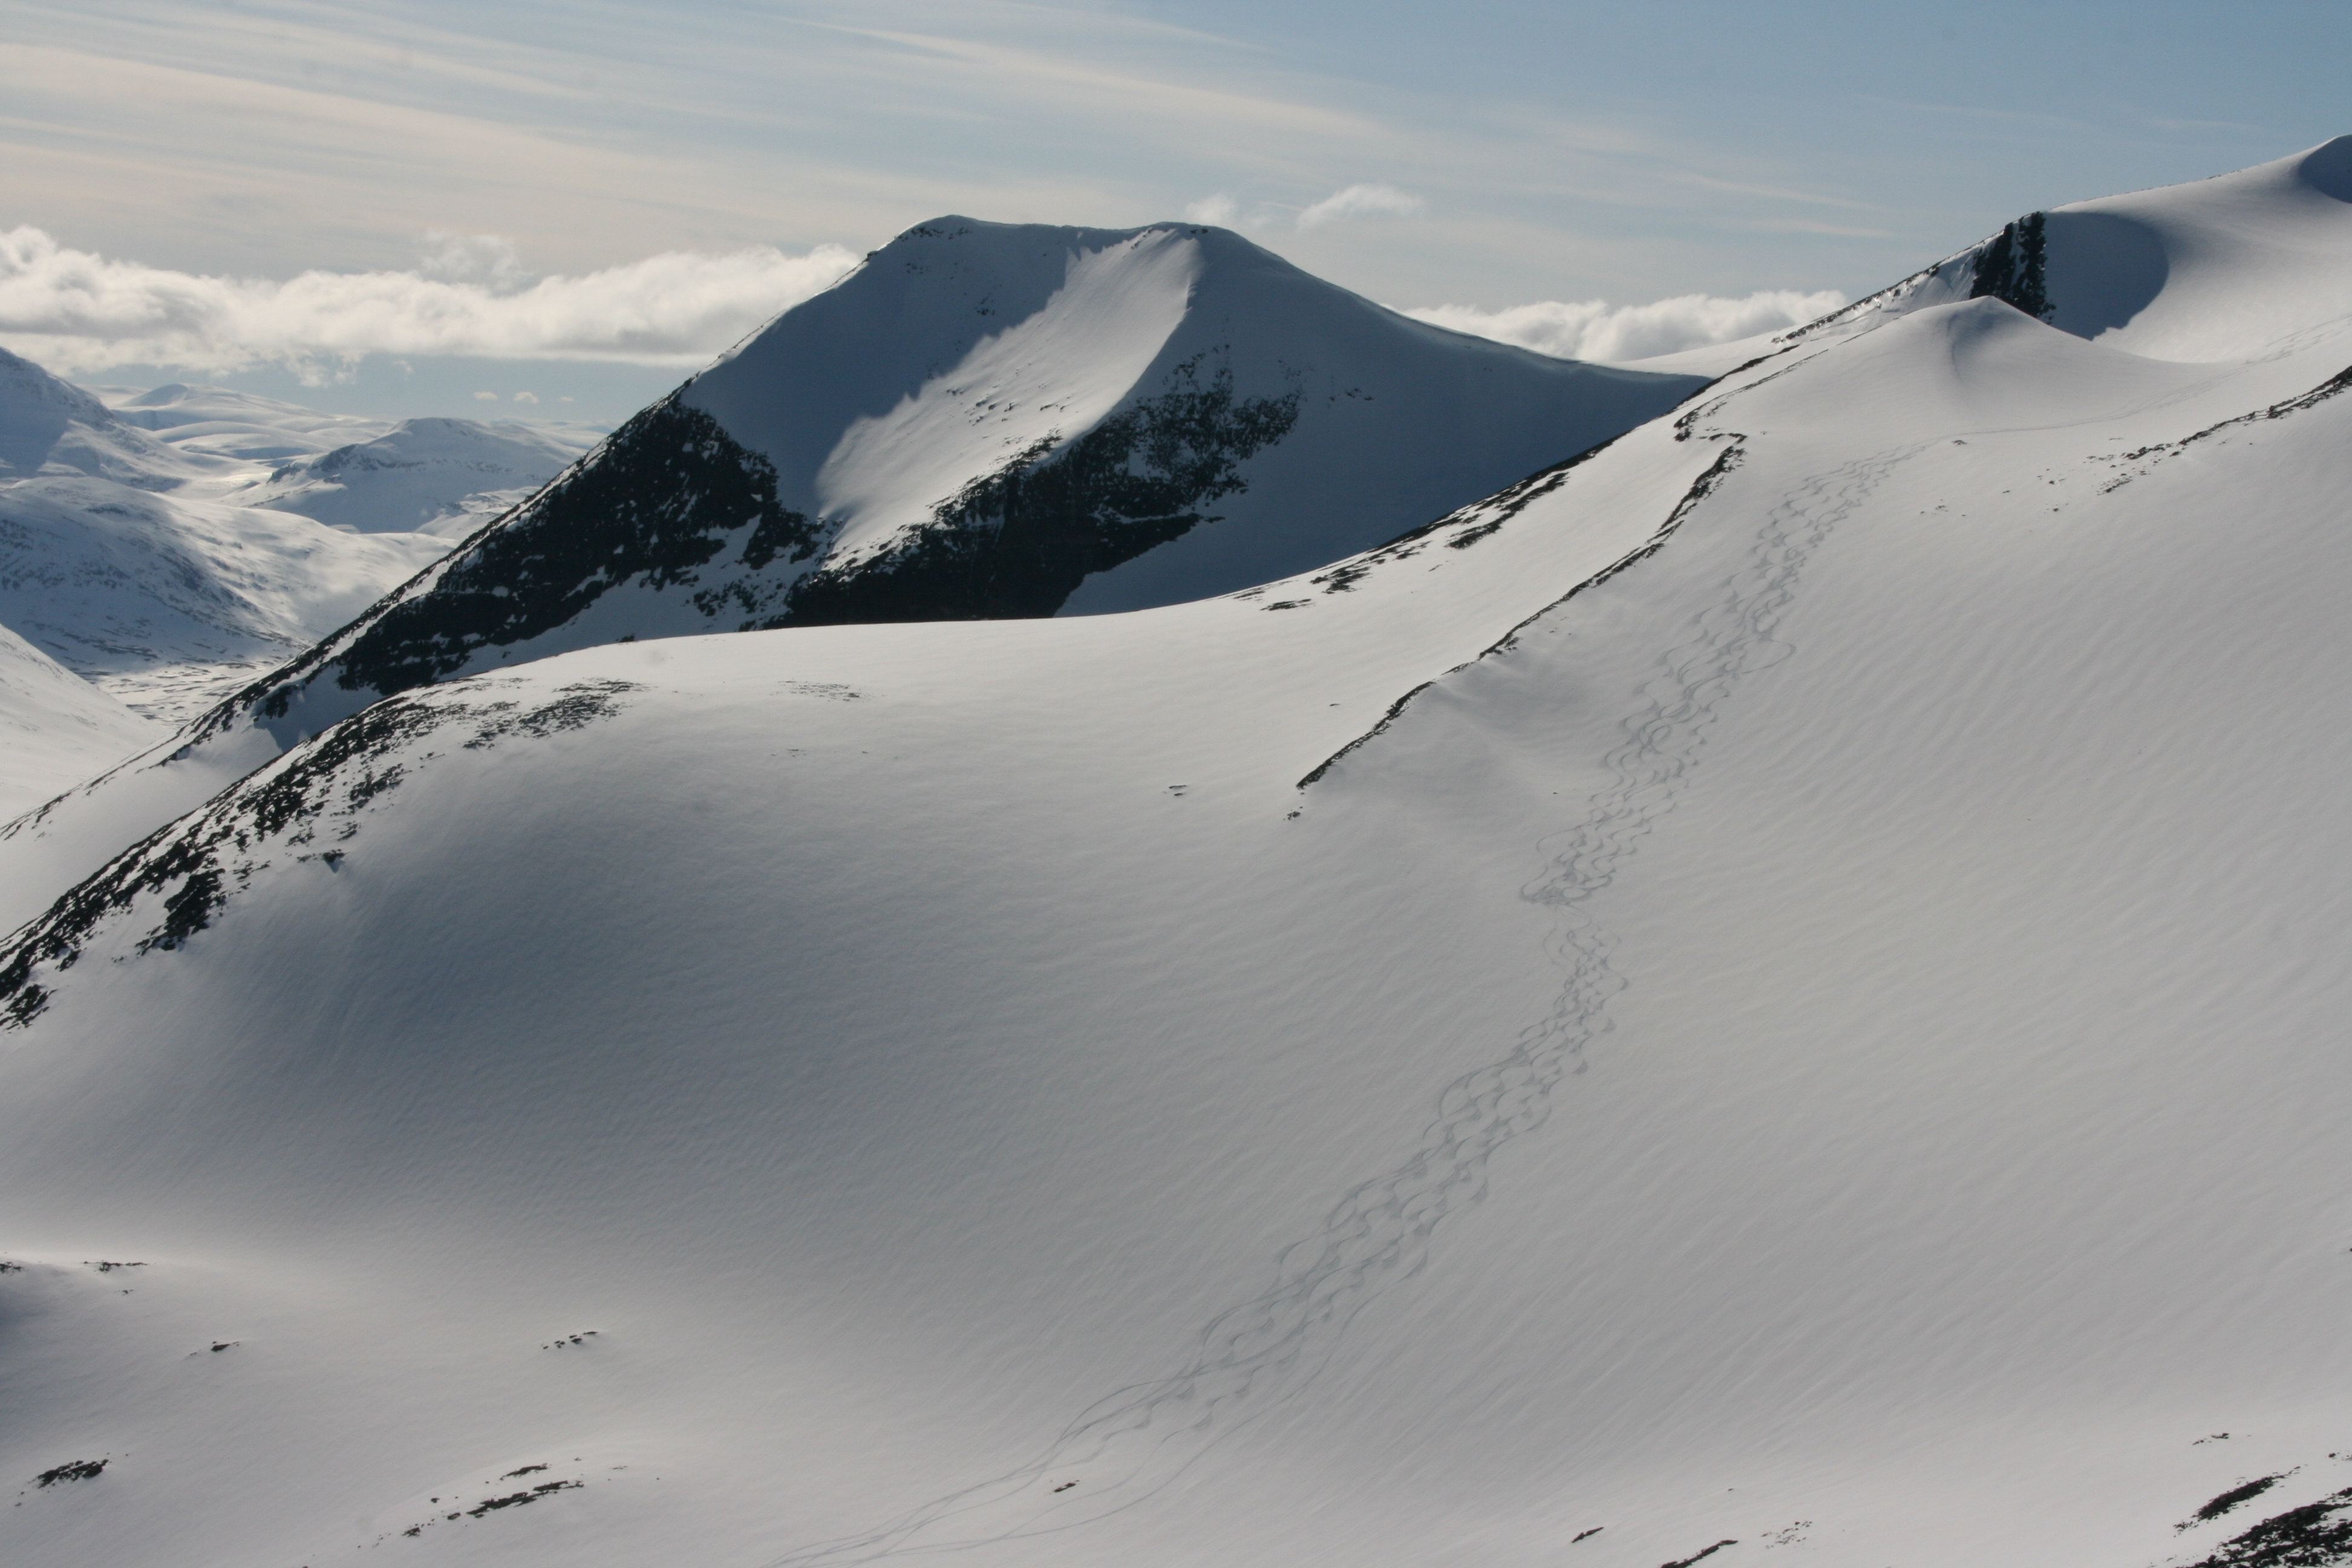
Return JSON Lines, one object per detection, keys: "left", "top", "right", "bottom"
{"left": 4, "top": 172, "right": 2352, "bottom": 1568}
{"left": 805, "top": 227, "right": 1204, "bottom": 563}
{"left": 2041, "top": 134, "right": 2352, "bottom": 360}
{"left": 234, "top": 416, "right": 590, "bottom": 536}
{"left": 0, "top": 622, "right": 158, "bottom": 819}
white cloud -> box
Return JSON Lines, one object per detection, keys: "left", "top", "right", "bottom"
{"left": 472, "top": 390, "right": 498, "bottom": 401}
{"left": 1184, "top": 194, "right": 1239, "bottom": 225}
{"left": 1296, "top": 183, "right": 1424, "bottom": 230}
{"left": 1404, "top": 288, "right": 1847, "bottom": 362}
{"left": 512, "top": 391, "right": 538, "bottom": 404}
{"left": 0, "top": 227, "right": 864, "bottom": 376}
{"left": 417, "top": 232, "right": 533, "bottom": 293}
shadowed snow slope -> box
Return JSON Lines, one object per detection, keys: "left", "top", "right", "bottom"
{"left": 0, "top": 623, "right": 158, "bottom": 818}
{"left": 4, "top": 129, "right": 2352, "bottom": 1568}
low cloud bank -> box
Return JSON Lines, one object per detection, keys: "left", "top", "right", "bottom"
{"left": 0, "top": 223, "right": 1843, "bottom": 381}
{"left": 0, "top": 227, "right": 862, "bottom": 377}
{"left": 1407, "top": 289, "right": 1846, "bottom": 362}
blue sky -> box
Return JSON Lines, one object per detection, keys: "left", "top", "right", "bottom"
{"left": 1, "top": 0, "right": 2341, "bottom": 419}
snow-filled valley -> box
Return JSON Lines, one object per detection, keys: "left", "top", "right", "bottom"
{"left": 4, "top": 139, "right": 2352, "bottom": 1568}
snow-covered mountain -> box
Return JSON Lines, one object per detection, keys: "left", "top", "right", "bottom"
{"left": 209, "top": 218, "right": 1704, "bottom": 746}
{"left": 1617, "top": 133, "right": 2352, "bottom": 381}
{"left": 232, "top": 416, "right": 589, "bottom": 537}
{"left": 5, "top": 140, "right": 2352, "bottom": 1568}
{"left": 0, "top": 348, "right": 237, "bottom": 491}
{"left": 0, "top": 219, "right": 1705, "bottom": 928}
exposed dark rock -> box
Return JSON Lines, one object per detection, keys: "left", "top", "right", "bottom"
{"left": 1971, "top": 212, "right": 2052, "bottom": 320}
{"left": 467, "top": 1480, "right": 581, "bottom": 1516}
{"left": 776, "top": 360, "right": 1299, "bottom": 626}
{"left": 2179, "top": 1483, "right": 2352, "bottom": 1567}
{"left": 1, "top": 681, "right": 639, "bottom": 1030}
{"left": 2191, "top": 1474, "right": 2294, "bottom": 1528}
{"left": 34, "top": 1459, "right": 106, "bottom": 1488}
{"left": 246, "top": 397, "right": 815, "bottom": 713}
{"left": 324, "top": 399, "right": 815, "bottom": 697}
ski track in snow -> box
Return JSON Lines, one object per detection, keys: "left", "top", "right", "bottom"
{"left": 758, "top": 444, "right": 1918, "bottom": 1567}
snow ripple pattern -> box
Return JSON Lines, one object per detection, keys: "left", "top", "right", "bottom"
{"left": 760, "top": 443, "right": 1915, "bottom": 1567}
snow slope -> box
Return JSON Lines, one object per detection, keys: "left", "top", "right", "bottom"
{"left": 3, "top": 142, "right": 2351, "bottom": 1568}
{"left": 0, "top": 622, "right": 158, "bottom": 819}
{"left": 0, "top": 220, "right": 1700, "bottom": 929}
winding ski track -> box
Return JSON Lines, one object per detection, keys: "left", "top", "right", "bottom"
{"left": 757, "top": 441, "right": 1918, "bottom": 1567}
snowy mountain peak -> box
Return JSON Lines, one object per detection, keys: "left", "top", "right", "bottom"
{"left": 191, "top": 215, "right": 1704, "bottom": 746}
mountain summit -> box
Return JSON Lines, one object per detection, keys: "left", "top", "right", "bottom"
{"left": 227, "top": 218, "right": 1702, "bottom": 740}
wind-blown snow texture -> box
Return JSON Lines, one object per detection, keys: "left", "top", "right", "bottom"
{"left": 5, "top": 140, "right": 2352, "bottom": 1568}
